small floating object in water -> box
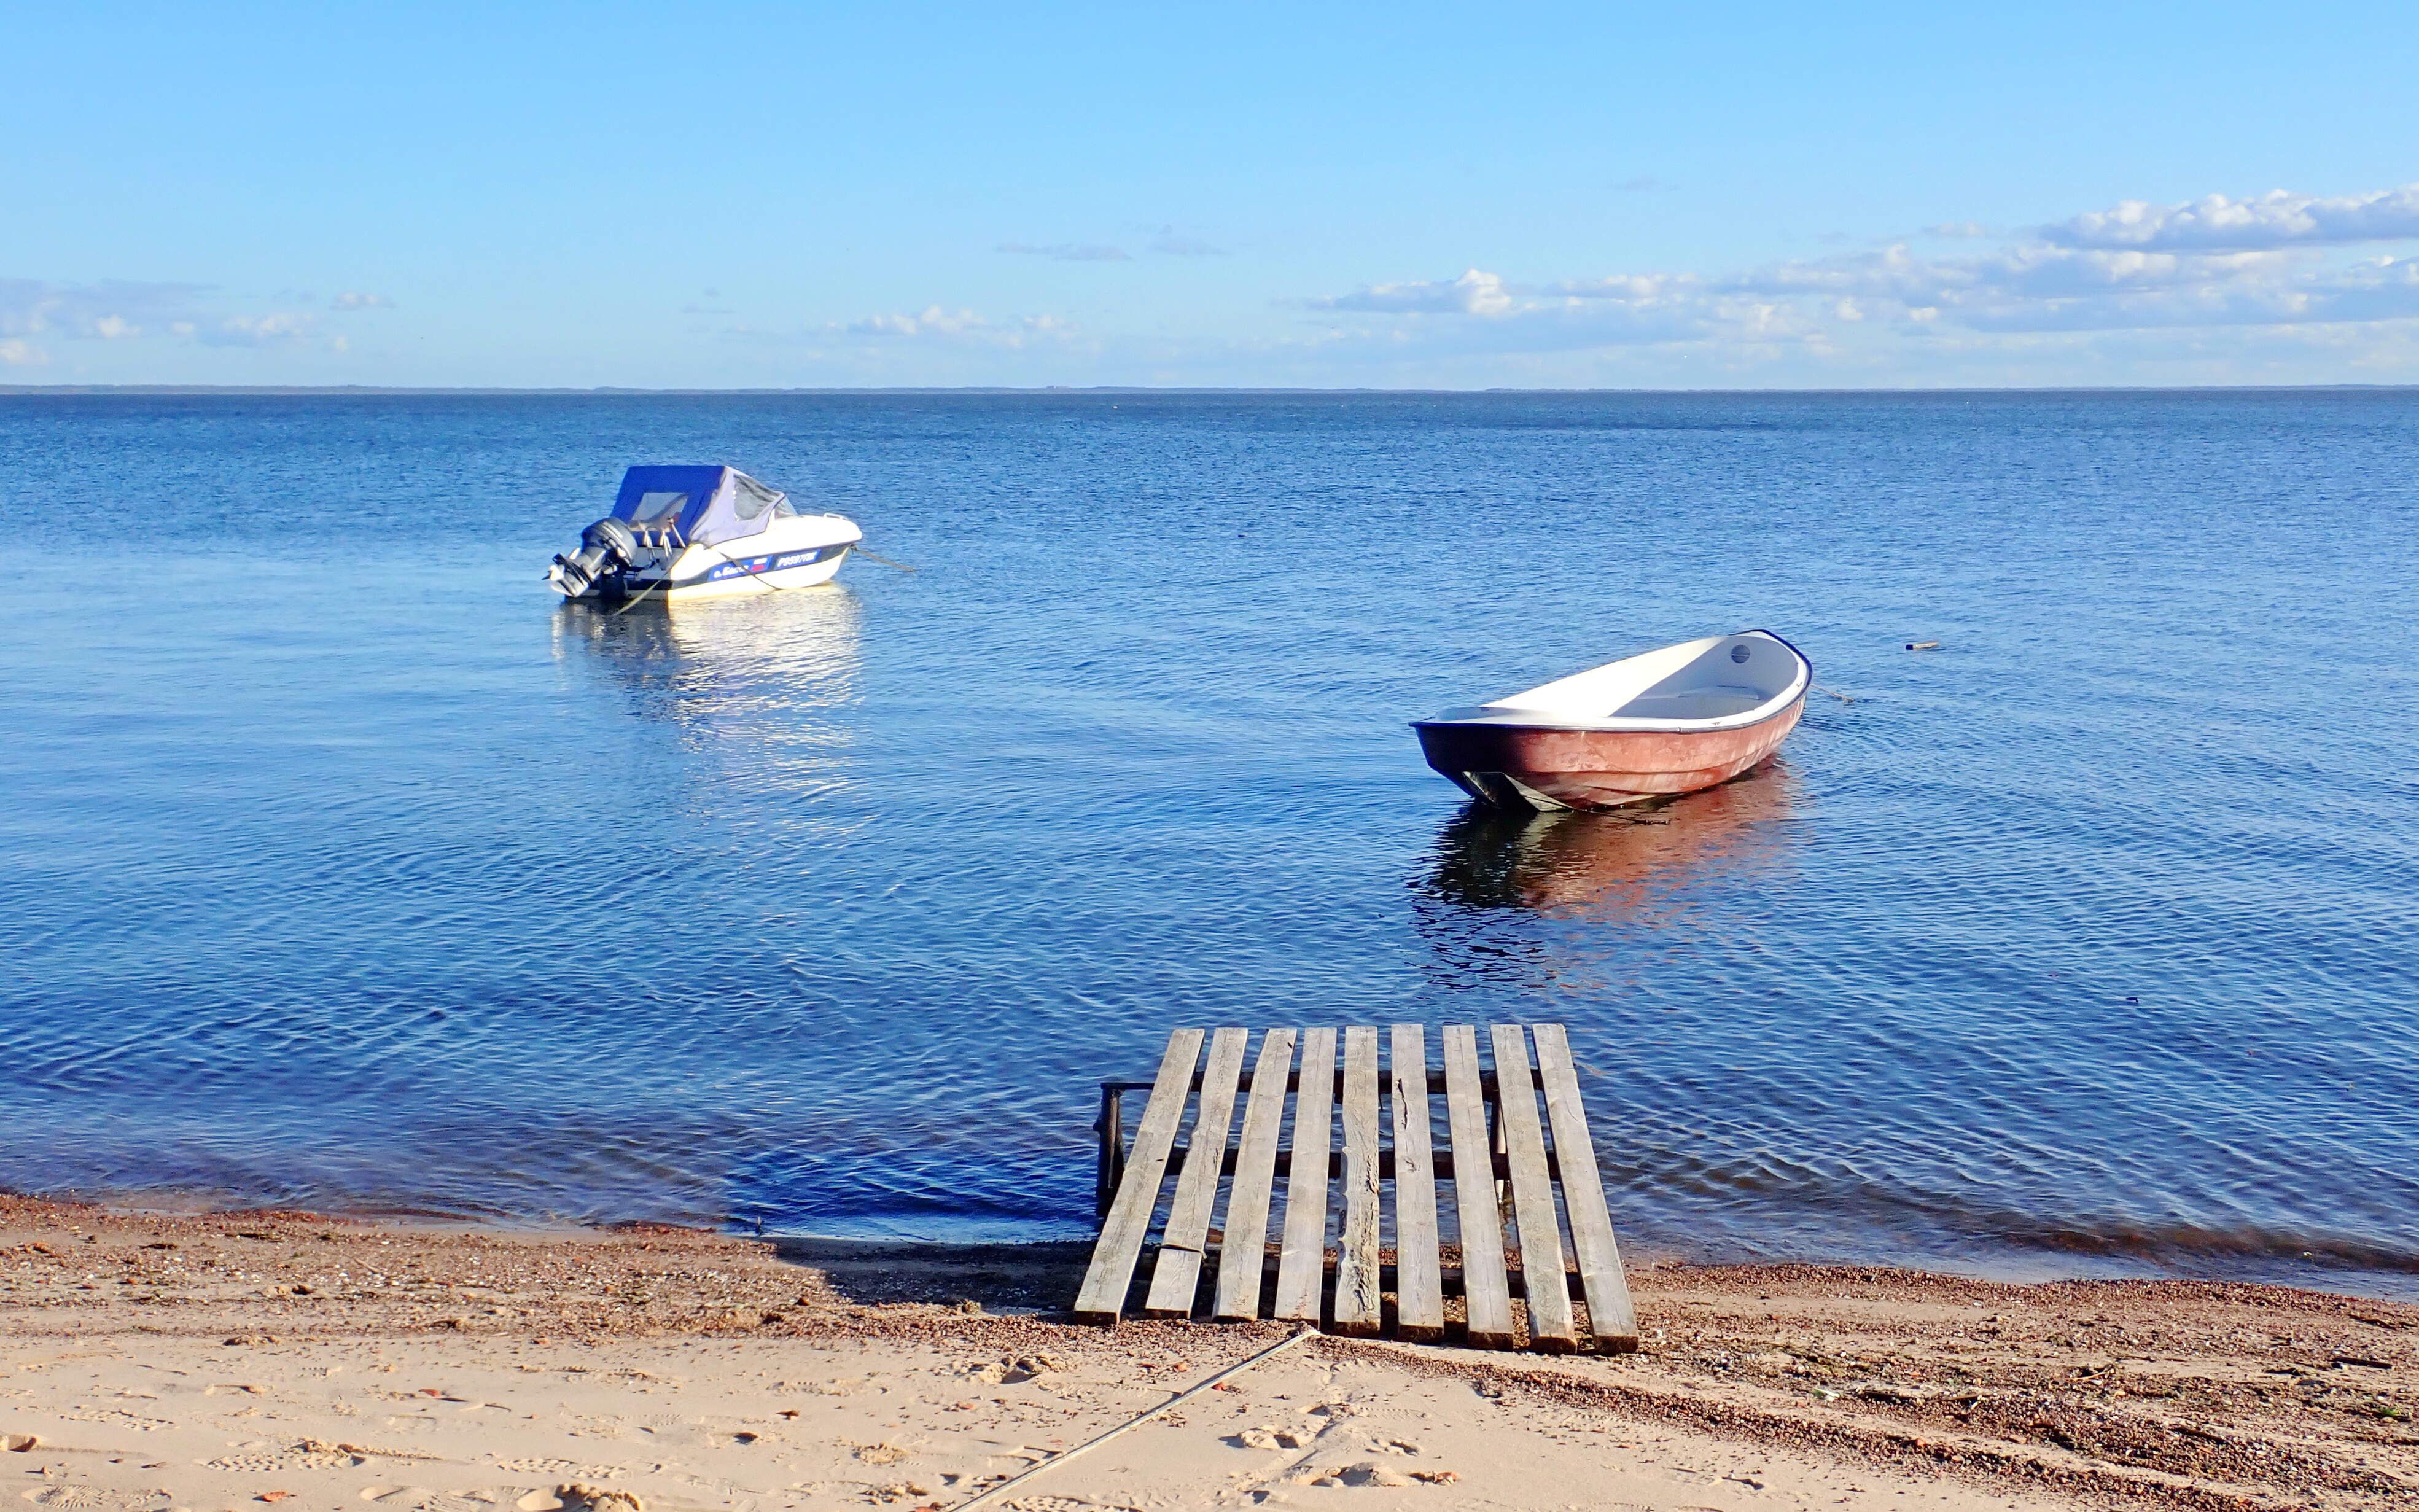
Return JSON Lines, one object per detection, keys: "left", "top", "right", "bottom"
{"left": 1906, "top": 639, "right": 1941, "bottom": 651}
{"left": 1411, "top": 630, "right": 1812, "bottom": 812}
{"left": 546, "top": 464, "right": 861, "bottom": 604}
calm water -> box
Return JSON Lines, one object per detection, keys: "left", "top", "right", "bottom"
{"left": 2, "top": 391, "right": 2415, "bottom": 1297}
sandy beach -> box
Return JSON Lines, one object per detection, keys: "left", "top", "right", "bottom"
{"left": 4, "top": 1196, "right": 2413, "bottom": 1512}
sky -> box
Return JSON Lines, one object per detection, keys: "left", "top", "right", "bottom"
{"left": 6, "top": 1, "right": 2419, "bottom": 388}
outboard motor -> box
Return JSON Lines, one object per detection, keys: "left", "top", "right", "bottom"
{"left": 548, "top": 516, "right": 641, "bottom": 599}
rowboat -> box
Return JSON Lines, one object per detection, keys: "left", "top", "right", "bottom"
{"left": 1411, "top": 630, "right": 1810, "bottom": 811}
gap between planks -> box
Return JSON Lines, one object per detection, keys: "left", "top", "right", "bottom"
{"left": 1075, "top": 1023, "right": 1637, "bottom": 1353}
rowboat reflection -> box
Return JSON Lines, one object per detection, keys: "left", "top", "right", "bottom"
{"left": 1420, "top": 763, "right": 1800, "bottom": 923}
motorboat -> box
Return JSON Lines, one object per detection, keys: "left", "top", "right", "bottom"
{"left": 1411, "top": 630, "right": 1810, "bottom": 811}
{"left": 547, "top": 464, "right": 861, "bottom": 603}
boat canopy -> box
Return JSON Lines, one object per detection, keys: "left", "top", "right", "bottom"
{"left": 610, "top": 464, "right": 798, "bottom": 548}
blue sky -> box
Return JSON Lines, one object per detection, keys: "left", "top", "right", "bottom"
{"left": 7, "top": 1, "right": 2419, "bottom": 387}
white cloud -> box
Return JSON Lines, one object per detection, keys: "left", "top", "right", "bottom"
{"left": 202, "top": 311, "right": 318, "bottom": 346}
{"left": 725, "top": 305, "right": 1076, "bottom": 353}
{"left": 1, "top": 278, "right": 373, "bottom": 354}
{"left": 1314, "top": 267, "right": 1515, "bottom": 316}
{"left": 2047, "top": 184, "right": 2419, "bottom": 251}
{"left": 330, "top": 290, "right": 394, "bottom": 310}
{"left": 843, "top": 305, "right": 994, "bottom": 337}
{"left": 1301, "top": 182, "right": 2419, "bottom": 365}
{"left": 2, "top": 278, "right": 209, "bottom": 340}
{"left": 0, "top": 338, "right": 46, "bottom": 366}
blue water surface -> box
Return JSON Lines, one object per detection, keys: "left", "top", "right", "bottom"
{"left": 1, "top": 391, "right": 2413, "bottom": 1297}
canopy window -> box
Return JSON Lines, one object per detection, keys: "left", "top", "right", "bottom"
{"left": 609, "top": 464, "right": 794, "bottom": 548}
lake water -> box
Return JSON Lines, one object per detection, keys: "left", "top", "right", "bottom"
{"left": 2, "top": 391, "right": 2413, "bottom": 1298}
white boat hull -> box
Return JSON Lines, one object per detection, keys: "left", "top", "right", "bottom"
{"left": 550, "top": 509, "right": 862, "bottom": 604}
{"left": 658, "top": 541, "right": 852, "bottom": 599}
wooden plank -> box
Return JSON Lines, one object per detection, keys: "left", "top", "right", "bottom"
{"left": 1142, "top": 1026, "right": 1249, "bottom": 1317}
{"left": 1212, "top": 1028, "right": 1296, "bottom": 1322}
{"left": 1073, "top": 1028, "right": 1206, "bottom": 1325}
{"left": 1389, "top": 1023, "right": 1443, "bottom": 1342}
{"left": 1442, "top": 1024, "right": 1514, "bottom": 1349}
{"left": 1331, "top": 1026, "right": 1382, "bottom": 1336}
{"left": 1532, "top": 1023, "right": 1637, "bottom": 1352}
{"left": 1271, "top": 1026, "right": 1338, "bottom": 1323}
{"left": 1490, "top": 1024, "right": 1575, "bottom": 1353}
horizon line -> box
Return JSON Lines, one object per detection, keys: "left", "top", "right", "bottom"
{"left": 3, "top": 383, "right": 2417, "bottom": 397}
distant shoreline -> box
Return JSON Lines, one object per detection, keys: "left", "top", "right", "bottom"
{"left": 3, "top": 383, "right": 2417, "bottom": 397}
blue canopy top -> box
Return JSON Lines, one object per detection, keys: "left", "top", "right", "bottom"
{"left": 610, "top": 465, "right": 793, "bottom": 547}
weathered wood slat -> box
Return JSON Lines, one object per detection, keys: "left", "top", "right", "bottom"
{"left": 1101, "top": 1067, "right": 1543, "bottom": 1099}
{"left": 1389, "top": 1023, "right": 1443, "bottom": 1342}
{"left": 1272, "top": 1027, "right": 1338, "bottom": 1323}
{"left": 1073, "top": 1028, "right": 1206, "bottom": 1324}
{"left": 1083, "top": 1020, "right": 1622, "bottom": 1355}
{"left": 1164, "top": 1144, "right": 1551, "bottom": 1183}
{"left": 1332, "top": 1026, "right": 1383, "bottom": 1336}
{"left": 1212, "top": 1028, "right": 1297, "bottom": 1321}
{"left": 1532, "top": 1023, "right": 1637, "bottom": 1352}
{"left": 1442, "top": 1024, "right": 1514, "bottom": 1348}
{"left": 1142, "top": 1026, "right": 1248, "bottom": 1317}
{"left": 1491, "top": 1024, "right": 1575, "bottom": 1353}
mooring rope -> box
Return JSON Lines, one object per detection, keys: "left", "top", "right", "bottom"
{"left": 949, "top": 1328, "right": 1316, "bottom": 1511}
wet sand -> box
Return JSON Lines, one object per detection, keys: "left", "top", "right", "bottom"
{"left": 4, "top": 1194, "right": 2413, "bottom": 1512}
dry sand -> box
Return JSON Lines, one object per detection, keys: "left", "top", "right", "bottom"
{"left": 4, "top": 1195, "right": 2414, "bottom": 1512}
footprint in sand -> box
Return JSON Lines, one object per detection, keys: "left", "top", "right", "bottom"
{"left": 20, "top": 1489, "right": 169, "bottom": 1511}
{"left": 557, "top": 1416, "right": 627, "bottom": 1440}
{"left": 784, "top": 1377, "right": 871, "bottom": 1397}
{"left": 357, "top": 1490, "right": 491, "bottom": 1512}
{"left": 491, "top": 1460, "right": 626, "bottom": 1482}
{"left": 60, "top": 1409, "right": 174, "bottom": 1432}
{"left": 204, "top": 1444, "right": 367, "bottom": 1473}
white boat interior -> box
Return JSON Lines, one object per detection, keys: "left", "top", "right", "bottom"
{"left": 1430, "top": 631, "right": 1811, "bottom": 731}
{"left": 548, "top": 465, "right": 862, "bottom": 603}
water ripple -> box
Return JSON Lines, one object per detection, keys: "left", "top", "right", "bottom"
{"left": 1, "top": 390, "right": 2414, "bottom": 1295}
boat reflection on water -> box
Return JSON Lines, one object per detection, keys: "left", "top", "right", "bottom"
{"left": 1422, "top": 762, "right": 1800, "bottom": 921}
{"left": 547, "top": 588, "right": 865, "bottom": 797}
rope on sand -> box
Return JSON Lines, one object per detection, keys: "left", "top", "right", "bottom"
{"left": 951, "top": 1328, "right": 1317, "bottom": 1511}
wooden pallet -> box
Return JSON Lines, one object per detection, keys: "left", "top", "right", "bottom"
{"left": 1073, "top": 1023, "right": 1637, "bottom": 1353}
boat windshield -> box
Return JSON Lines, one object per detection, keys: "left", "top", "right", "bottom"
{"left": 629, "top": 491, "right": 688, "bottom": 530}
{"left": 731, "top": 475, "right": 782, "bottom": 521}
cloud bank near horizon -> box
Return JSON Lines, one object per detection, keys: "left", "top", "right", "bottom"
{"left": 1, "top": 278, "right": 392, "bottom": 365}
{"left": 1296, "top": 183, "right": 2419, "bottom": 368}
{"left": 10, "top": 184, "right": 2419, "bottom": 383}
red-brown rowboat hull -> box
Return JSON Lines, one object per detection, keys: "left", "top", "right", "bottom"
{"left": 1413, "top": 695, "right": 1804, "bottom": 811}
